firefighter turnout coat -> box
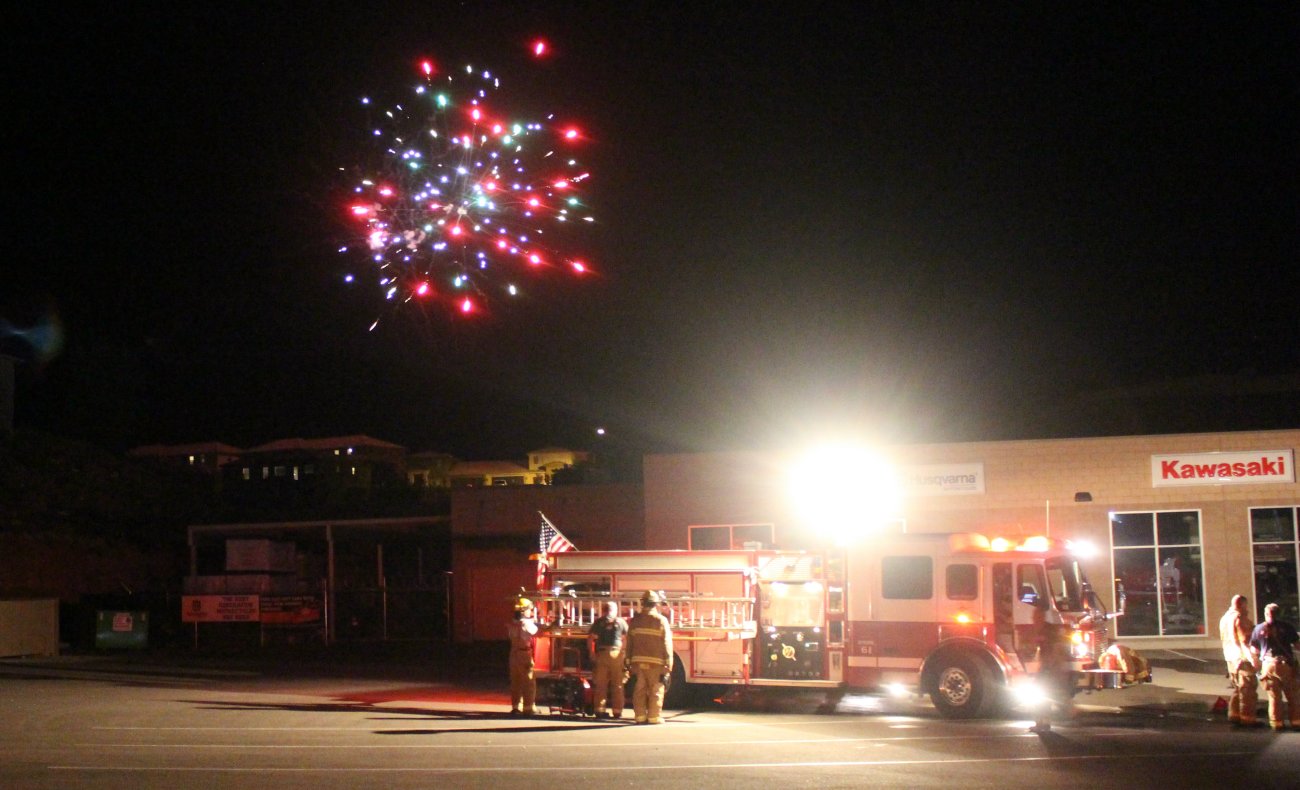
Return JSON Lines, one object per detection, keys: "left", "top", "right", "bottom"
{"left": 627, "top": 608, "right": 673, "bottom": 671}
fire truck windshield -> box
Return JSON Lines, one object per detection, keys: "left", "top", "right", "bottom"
{"left": 1044, "top": 557, "right": 1087, "bottom": 613}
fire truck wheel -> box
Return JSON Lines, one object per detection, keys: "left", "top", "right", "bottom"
{"left": 662, "top": 660, "right": 688, "bottom": 709}
{"left": 927, "top": 654, "right": 990, "bottom": 718}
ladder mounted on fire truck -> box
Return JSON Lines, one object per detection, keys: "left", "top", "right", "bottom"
{"left": 532, "top": 591, "right": 757, "bottom": 642}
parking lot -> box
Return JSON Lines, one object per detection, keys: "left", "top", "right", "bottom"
{"left": 3, "top": 650, "right": 1297, "bottom": 789}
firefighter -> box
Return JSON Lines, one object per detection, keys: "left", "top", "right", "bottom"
{"left": 626, "top": 589, "right": 674, "bottom": 724}
{"left": 588, "top": 600, "right": 629, "bottom": 719}
{"left": 1028, "top": 593, "right": 1071, "bottom": 733}
{"left": 1249, "top": 602, "right": 1300, "bottom": 731}
{"left": 506, "top": 596, "right": 540, "bottom": 716}
{"left": 1218, "top": 594, "right": 1259, "bottom": 727}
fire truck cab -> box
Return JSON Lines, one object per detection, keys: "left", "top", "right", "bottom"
{"left": 531, "top": 532, "right": 1129, "bottom": 718}
{"left": 842, "top": 531, "right": 1124, "bottom": 717}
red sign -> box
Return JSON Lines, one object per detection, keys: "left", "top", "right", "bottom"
{"left": 1151, "top": 450, "right": 1295, "bottom": 487}
{"left": 182, "top": 595, "right": 259, "bottom": 623}
{"left": 259, "top": 595, "right": 323, "bottom": 625}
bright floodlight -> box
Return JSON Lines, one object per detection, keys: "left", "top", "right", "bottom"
{"left": 788, "top": 445, "right": 902, "bottom": 544}
{"left": 1066, "top": 539, "right": 1099, "bottom": 559}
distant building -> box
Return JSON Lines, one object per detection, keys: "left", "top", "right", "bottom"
{"left": 448, "top": 460, "right": 540, "bottom": 487}
{"left": 127, "top": 439, "right": 589, "bottom": 493}
{"left": 131, "top": 435, "right": 410, "bottom": 503}
{"left": 407, "top": 451, "right": 458, "bottom": 488}
{"left": 232, "top": 435, "right": 406, "bottom": 490}
{"left": 529, "top": 447, "right": 590, "bottom": 482}
{"left": 128, "top": 441, "right": 244, "bottom": 476}
{"left": 447, "top": 448, "right": 589, "bottom": 488}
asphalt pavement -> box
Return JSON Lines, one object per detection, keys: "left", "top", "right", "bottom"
{"left": 3, "top": 646, "right": 1296, "bottom": 790}
{"left": 0, "top": 642, "right": 1238, "bottom": 717}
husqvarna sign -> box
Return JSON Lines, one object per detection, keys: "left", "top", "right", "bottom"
{"left": 903, "top": 463, "right": 985, "bottom": 496}
{"left": 1151, "top": 449, "right": 1295, "bottom": 487}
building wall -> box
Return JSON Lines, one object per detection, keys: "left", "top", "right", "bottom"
{"left": 452, "top": 483, "right": 645, "bottom": 549}
{"left": 453, "top": 543, "right": 536, "bottom": 642}
{"left": 450, "top": 483, "right": 645, "bottom": 642}
{"left": 0, "top": 598, "right": 59, "bottom": 658}
{"left": 645, "top": 429, "right": 1300, "bottom": 651}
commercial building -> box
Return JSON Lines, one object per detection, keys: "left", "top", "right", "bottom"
{"left": 166, "top": 428, "right": 1300, "bottom": 655}
{"left": 641, "top": 429, "right": 1300, "bottom": 653}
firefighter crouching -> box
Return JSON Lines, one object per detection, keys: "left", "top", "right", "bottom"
{"left": 507, "top": 596, "right": 540, "bottom": 716}
{"left": 589, "top": 600, "right": 629, "bottom": 719}
{"left": 626, "top": 590, "right": 674, "bottom": 724}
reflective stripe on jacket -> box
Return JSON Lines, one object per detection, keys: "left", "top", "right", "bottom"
{"left": 627, "top": 609, "right": 673, "bottom": 668}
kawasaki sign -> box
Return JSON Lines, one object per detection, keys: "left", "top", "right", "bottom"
{"left": 1151, "top": 449, "right": 1295, "bottom": 487}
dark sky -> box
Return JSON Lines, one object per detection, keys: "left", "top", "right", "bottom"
{"left": 6, "top": 2, "right": 1298, "bottom": 458}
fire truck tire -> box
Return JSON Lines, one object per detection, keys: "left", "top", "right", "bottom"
{"left": 622, "top": 659, "right": 689, "bottom": 708}
{"left": 663, "top": 659, "right": 688, "bottom": 709}
{"left": 927, "top": 654, "right": 992, "bottom": 719}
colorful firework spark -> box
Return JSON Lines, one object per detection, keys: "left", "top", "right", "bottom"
{"left": 340, "top": 53, "right": 593, "bottom": 327}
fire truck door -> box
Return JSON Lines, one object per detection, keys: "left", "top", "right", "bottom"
{"left": 1012, "top": 563, "right": 1048, "bottom": 662}
{"left": 993, "top": 562, "right": 1015, "bottom": 654}
{"left": 993, "top": 562, "right": 1048, "bottom": 663}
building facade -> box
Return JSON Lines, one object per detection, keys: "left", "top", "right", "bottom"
{"left": 643, "top": 429, "right": 1300, "bottom": 652}
{"left": 234, "top": 435, "right": 407, "bottom": 488}
{"left": 128, "top": 441, "right": 244, "bottom": 476}
{"left": 449, "top": 483, "right": 644, "bottom": 642}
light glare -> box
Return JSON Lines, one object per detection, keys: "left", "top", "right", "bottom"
{"left": 788, "top": 445, "right": 903, "bottom": 544}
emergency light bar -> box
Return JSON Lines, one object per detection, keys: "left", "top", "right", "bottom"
{"left": 947, "top": 533, "right": 1060, "bottom": 554}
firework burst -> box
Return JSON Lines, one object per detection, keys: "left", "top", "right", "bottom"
{"left": 340, "top": 55, "right": 594, "bottom": 327}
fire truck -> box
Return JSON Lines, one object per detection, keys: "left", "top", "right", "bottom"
{"left": 531, "top": 532, "right": 1134, "bottom": 717}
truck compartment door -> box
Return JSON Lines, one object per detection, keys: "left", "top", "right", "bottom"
{"left": 757, "top": 580, "right": 827, "bottom": 680}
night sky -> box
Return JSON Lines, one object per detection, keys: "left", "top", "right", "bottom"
{"left": 7, "top": 2, "right": 1298, "bottom": 459}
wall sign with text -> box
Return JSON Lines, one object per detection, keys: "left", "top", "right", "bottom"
{"left": 902, "top": 463, "right": 985, "bottom": 496}
{"left": 1151, "top": 449, "right": 1296, "bottom": 487}
{"left": 181, "top": 595, "right": 260, "bottom": 623}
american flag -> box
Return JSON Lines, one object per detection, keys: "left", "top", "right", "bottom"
{"left": 536, "top": 512, "right": 576, "bottom": 588}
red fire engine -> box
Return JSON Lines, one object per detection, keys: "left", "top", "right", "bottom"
{"left": 531, "top": 531, "right": 1135, "bottom": 717}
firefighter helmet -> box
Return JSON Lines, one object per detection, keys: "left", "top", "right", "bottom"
{"left": 641, "top": 590, "right": 664, "bottom": 606}
{"left": 514, "top": 597, "right": 534, "bottom": 612}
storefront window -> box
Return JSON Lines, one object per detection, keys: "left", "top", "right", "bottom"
{"left": 1110, "top": 510, "right": 1205, "bottom": 637}
{"left": 1250, "top": 507, "right": 1300, "bottom": 625}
